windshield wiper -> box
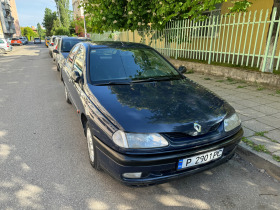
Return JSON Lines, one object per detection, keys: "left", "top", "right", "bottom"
{"left": 131, "top": 76, "right": 181, "bottom": 83}
{"left": 94, "top": 81, "right": 131, "bottom": 86}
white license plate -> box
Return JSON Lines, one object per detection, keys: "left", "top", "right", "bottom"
{"left": 178, "top": 148, "right": 224, "bottom": 170}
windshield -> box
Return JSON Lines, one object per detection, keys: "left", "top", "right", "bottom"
{"left": 89, "top": 48, "right": 180, "bottom": 84}
{"left": 62, "top": 40, "right": 88, "bottom": 52}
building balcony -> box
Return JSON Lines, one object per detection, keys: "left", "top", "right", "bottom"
{"left": 6, "top": 16, "right": 14, "bottom": 22}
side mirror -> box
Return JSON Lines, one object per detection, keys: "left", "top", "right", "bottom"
{"left": 72, "top": 70, "right": 81, "bottom": 83}
{"left": 53, "top": 49, "right": 59, "bottom": 54}
{"left": 178, "top": 65, "right": 187, "bottom": 74}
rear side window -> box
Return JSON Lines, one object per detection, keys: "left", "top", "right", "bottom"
{"left": 0, "top": 39, "right": 4, "bottom": 43}
{"left": 67, "top": 45, "right": 80, "bottom": 65}
{"left": 73, "top": 47, "right": 85, "bottom": 73}
{"left": 61, "top": 40, "right": 87, "bottom": 52}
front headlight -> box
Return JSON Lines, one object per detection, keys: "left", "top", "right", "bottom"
{"left": 112, "top": 130, "right": 169, "bottom": 149}
{"left": 224, "top": 113, "right": 241, "bottom": 132}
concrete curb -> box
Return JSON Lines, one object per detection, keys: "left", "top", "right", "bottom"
{"left": 167, "top": 58, "right": 280, "bottom": 88}
{"left": 237, "top": 142, "right": 280, "bottom": 181}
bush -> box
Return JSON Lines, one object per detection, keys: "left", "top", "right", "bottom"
{"left": 54, "top": 27, "right": 70, "bottom": 36}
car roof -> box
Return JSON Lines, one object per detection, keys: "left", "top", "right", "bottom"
{"left": 85, "top": 41, "right": 151, "bottom": 49}
{"left": 59, "top": 37, "right": 90, "bottom": 40}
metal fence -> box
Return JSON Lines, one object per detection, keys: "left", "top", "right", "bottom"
{"left": 91, "top": 7, "right": 280, "bottom": 72}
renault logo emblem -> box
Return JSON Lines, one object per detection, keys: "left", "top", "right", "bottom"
{"left": 194, "top": 123, "right": 202, "bottom": 133}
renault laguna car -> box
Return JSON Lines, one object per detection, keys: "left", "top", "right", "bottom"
{"left": 62, "top": 41, "right": 243, "bottom": 185}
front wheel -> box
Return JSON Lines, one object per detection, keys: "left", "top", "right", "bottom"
{"left": 86, "top": 124, "right": 101, "bottom": 170}
{"left": 64, "top": 86, "right": 71, "bottom": 104}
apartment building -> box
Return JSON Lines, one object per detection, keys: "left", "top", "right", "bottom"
{"left": 72, "top": 0, "right": 84, "bottom": 18}
{"left": 0, "top": 0, "right": 18, "bottom": 38}
{"left": 10, "top": 0, "right": 20, "bottom": 37}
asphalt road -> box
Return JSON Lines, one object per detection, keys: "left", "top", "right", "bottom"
{"left": 0, "top": 44, "right": 280, "bottom": 210}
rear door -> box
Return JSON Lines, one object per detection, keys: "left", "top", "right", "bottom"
{"left": 63, "top": 44, "right": 80, "bottom": 105}
{"left": 67, "top": 45, "right": 86, "bottom": 112}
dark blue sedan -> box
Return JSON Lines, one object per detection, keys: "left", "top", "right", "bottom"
{"left": 62, "top": 41, "right": 243, "bottom": 185}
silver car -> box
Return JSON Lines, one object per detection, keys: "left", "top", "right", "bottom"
{"left": 0, "top": 38, "right": 13, "bottom": 54}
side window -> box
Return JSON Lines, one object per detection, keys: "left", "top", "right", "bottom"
{"left": 73, "top": 47, "right": 85, "bottom": 74}
{"left": 67, "top": 45, "right": 80, "bottom": 65}
{"left": 57, "top": 39, "right": 61, "bottom": 51}
{"left": 0, "top": 39, "right": 4, "bottom": 44}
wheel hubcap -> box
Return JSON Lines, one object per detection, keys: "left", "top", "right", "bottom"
{"left": 87, "top": 127, "right": 94, "bottom": 162}
{"left": 65, "top": 87, "right": 68, "bottom": 100}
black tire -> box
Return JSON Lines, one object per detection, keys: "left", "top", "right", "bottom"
{"left": 57, "top": 64, "right": 60, "bottom": 72}
{"left": 86, "top": 123, "right": 101, "bottom": 170}
{"left": 60, "top": 68, "right": 63, "bottom": 82}
{"left": 64, "top": 86, "right": 71, "bottom": 104}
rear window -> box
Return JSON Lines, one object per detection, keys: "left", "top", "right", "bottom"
{"left": 61, "top": 39, "right": 89, "bottom": 52}
{"left": 12, "top": 38, "right": 18, "bottom": 40}
{"left": 35, "top": 38, "right": 40, "bottom": 40}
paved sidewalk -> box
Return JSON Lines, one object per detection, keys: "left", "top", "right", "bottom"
{"left": 187, "top": 72, "right": 280, "bottom": 178}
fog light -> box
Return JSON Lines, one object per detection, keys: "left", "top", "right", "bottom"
{"left": 123, "top": 172, "right": 142, "bottom": 179}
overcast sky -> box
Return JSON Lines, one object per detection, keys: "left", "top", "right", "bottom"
{"left": 16, "top": 0, "right": 71, "bottom": 27}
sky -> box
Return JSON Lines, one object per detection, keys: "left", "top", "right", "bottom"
{"left": 16, "top": 0, "right": 71, "bottom": 27}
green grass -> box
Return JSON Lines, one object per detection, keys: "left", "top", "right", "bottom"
{"left": 227, "top": 77, "right": 234, "bottom": 82}
{"left": 252, "top": 144, "right": 270, "bottom": 154}
{"left": 257, "top": 87, "right": 265, "bottom": 91}
{"left": 276, "top": 90, "right": 280, "bottom": 94}
{"left": 237, "top": 85, "right": 246, "bottom": 88}
{"left": 255, "top": 131, "right": 268, "bottom": 137}
{"left": 216, "top": 80, "right": 224, "bottom": 82}
{"left": 273, "top": 155, "right": 280, "bottom": 162}
{"left": 170, "top": 56, "right": 280, "bottom": 76}
{"left": 185, "top": 69, "right": 194, "bottom": 74}
{"left": 254, "top": 131, "right": 278, "bottom": 143}
{"left": 204, "top": 77, "right": 211, "bottom": 80}
{"left": 242, "top": 137, "right": 269, "bottom": 154}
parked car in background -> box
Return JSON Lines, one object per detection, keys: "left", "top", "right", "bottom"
{"left": 52, "top": 37, "right": 62, "bottom": 62}
{"left": 6, "top": 38, "right": 12, "bottom": 44}
{"left": 0, "top": 38, "right": 12, "bottom": 54}
{"left": 61, "top": 41, "right": 243, "bottom": 185}
{"left": 19, "top": 37, "right": 28, "bottom": 45}
{"left": 34, "top": 38, "right": 41, "bottom": 44}
{"left": 48, "top": 36, "right": 57, "bottom": 57}
{"left": 45, "top": 37, "right": 50, "bottom": 47}
{"left": 11, "top": 38, "right": 22, "bottom": 46}
{"left": 53, "top": 37, "right": 90, "bottom": 76}
{"left": 48, "top": 35, "right": 68, "bottom": 58}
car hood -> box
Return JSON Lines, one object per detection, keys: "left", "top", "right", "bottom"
{"left": 87, "top": 79, "right": 234, "bottom": 134}
{"left": 62, "top": 52, "right": 69, "bottom": 58}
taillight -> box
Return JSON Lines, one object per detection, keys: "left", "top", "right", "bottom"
{"left": 7, "top": 44, "right": 9, "bottom": 47}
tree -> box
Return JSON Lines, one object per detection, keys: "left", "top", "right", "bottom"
{"left": 54, "top": 0, "right": 71, "bottom": 29}
{"left": 43, "top": 8, "right": 57, "bottom": 36}
{"left": 82, "top": 0, "right": 252, "bottom": 33}
{"left": 37, "top": 23, "right": 45, "bottom": 38}
{"left": 20, "top": 27, "right": 38, "bottom": 40}
{"left": 51, "top": 18, "right": 70, "bottom": 36}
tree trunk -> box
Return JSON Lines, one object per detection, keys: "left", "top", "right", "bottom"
{"left": 260, "top": 0, "right": 280, "bottom": 73}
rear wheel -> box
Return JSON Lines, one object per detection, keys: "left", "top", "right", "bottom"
{"left": 86, "top": 124, "right": 101, "bottom": 170}
{"left": 60, "top": 68, "right": 63, "bottom": 82}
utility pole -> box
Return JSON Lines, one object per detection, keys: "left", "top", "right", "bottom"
{"left": 82, "top": 6, "right": 87, "bottom": 37}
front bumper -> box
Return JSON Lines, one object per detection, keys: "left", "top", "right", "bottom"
{"left": 94, "top": 128, "right": 243, "bottom": 185}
